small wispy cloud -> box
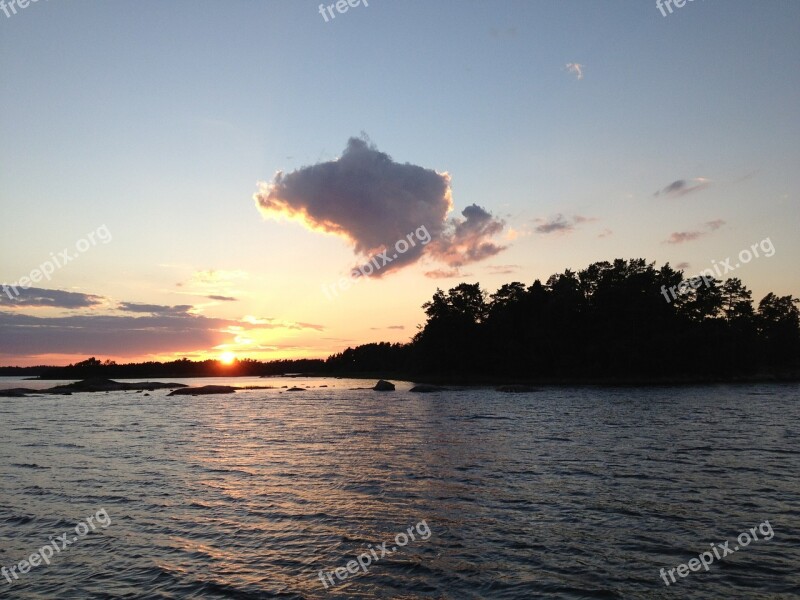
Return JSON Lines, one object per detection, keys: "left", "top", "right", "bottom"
{"left": 654, "top": 177, "right": 710, "bottom": 198}
{"left": 424, "top": 268, "right": 470, "bottom": 279}
{"left": 534, "top": 215, "right": 572, "bottom": 234}
{"left": 186, "top": 270, "right": 248, "bottom": 285}
{"left": 505, "top": 227, "right": 523, "bottom": 241}
{"left": 664, "top": 219, "right": 726, "bottom": 244}
{"left": 174, "top": 269, "right": 248, "bottom": 301}
{"left": 534, "top": 214, "right": 598, "bottom": 235}
{"left": 486, "top": 264, "right": 520, "bottom": 275}
{"left": 665, "top": 231, "right": 704, "bottom": 244}
{"left": 241, "top": 315, "right": 325, "bottom": 331}
{"left": 565, "top": 62, "right": 584, "bottom": 80}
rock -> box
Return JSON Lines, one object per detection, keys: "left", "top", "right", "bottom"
{"left": 0, "top": 388, "right": 35, "bottom": 397}
{"left": 167, "top": 385, "right": 237, "bottom": 396}
{"left": 45, "top": 379, "right": 187, "bottom": 394}
{"left": 409, "top": 384, "right": 446, "bottom": 393}
{"left": 495, "top": 385, "right": 538, "bottom": 393}
{"left": 286, "top": 387, "right": 306, "bottom": 391}
{"left": 373, "top": 380, "right": 395, "bottom": 391}
{"left": 3, "top": 379, "right": 190, "bottom": 397}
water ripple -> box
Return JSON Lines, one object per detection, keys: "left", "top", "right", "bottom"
{"left": 0, "top": 377, "right": 798, "bottom": 598}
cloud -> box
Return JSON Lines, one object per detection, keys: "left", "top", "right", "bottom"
{"left": 534, "top": 214, "right": 597, "bottom": 235}
{"left": 0, "top": 311, "right": 228, "bottom": 357}
{"left": 665, "top": 231, "right": 704, "bottom": 244}
{"left": 176, "top": 269, "right": 248, "bottom": 291}
{"left": 295, "top": 322, "right": 325, "bottom": 332}
{"left": 426, "top": 204, "right": 506, "bottom": 268}
{"left": 118, "top": 302, "right": 193, "bottom": 316}
{"left": 0, "top": 289, "right": 325, "bottom": 359}
{"left": 190, "top": 269, "right": 248, "bottom": 284}
{"left": 597, "top": 228, "right": 613, "bottom": 238}
{"left": 485, "top": 264, "right": 520, "bottom": 275}
{"left": 173, "top": 269, "right": 248, "bottom": 301}
{"left": 254, "top": 137, "right": 506, "bottom": 276}
{"left": 424, "top": 268, "right": 470, "bottom": 279}
{"left": 0, "top": 287, "right": 104, "bottom": 309}
{"left": 565, "top": 63, "right": 584, "bottom": 80}
{"left": 0, "top": 308, "right": 323, "bottom": 359}
{"left": 535, "top": 214, "right": 573, "bottom": 234}
{"left": 505, "top": 227, "right": 525, "bottom": 241}
{"left": 676, "top": 262, "right": 691, "bottom": 269}
{"left": 241, "top": 315, "right": 325, "bottom": 331}
{"left": 654, "top": 177, "right": 710, "bottom": 198}
{"left": 664, "top": 219, "right": 725, "bottom": 244}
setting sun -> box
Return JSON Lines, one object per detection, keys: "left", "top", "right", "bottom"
{"left": 219, "top": 351, "right": 236, "bottom": 365}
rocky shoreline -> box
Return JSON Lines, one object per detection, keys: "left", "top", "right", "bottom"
{"left": 0, "top": 378, "right": 188, "bottom": 397}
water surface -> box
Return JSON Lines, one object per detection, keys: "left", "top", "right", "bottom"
{"left": 1, "top": 377, "right": 798, "bottom": 598}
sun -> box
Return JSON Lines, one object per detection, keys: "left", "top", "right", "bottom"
{"left": 219, "top": 351, "right": 236, "bottom": 365}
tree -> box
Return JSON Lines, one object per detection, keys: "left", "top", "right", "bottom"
{"left": 757, "top": 293, "right": 800, "bottom": 364}
{"left": 721, "top": 278, "right": 754, "bottom": 322}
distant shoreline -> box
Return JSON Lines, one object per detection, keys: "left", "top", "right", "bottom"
{"left": 310, "top": 371, "right": 800, "bottom": 387}
{"left": 3, "top": 370, "right": 799, "bottom": 388}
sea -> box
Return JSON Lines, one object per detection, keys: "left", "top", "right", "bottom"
{"left": 1, "top": 377, "right": 798, "bottom": 599}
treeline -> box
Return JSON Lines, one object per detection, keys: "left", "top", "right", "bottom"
{"left": 328, "top": 258, "right": 800, "bottom": 381}
{"left": 0, "top": 357, "right": 326, "bottom": 380}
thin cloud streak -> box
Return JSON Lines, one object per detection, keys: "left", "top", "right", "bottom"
{"left": 664, "top": 219, "right": 726, "bottom": 244}
{"left": 654, "top": 177, "right": 710, "bottom": 198}
{"left": 534, "top": 214, "right": 598, "bottom": 235}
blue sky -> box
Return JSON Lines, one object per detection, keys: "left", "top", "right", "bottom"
{"left": 1, "top": 0, "right": 798, "bottom": 365}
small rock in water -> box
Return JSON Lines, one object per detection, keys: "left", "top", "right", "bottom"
{"left": 410, "top": 384, "right": 446, "bottom": 393}
{"left": 168, "top": 385, "right": 237, "bottom": 396}
{"left": 373, "top": 380, "right": 395, "bottom": 391}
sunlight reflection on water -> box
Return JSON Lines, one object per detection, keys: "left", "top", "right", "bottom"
{"left": 1, "top": 378, "right": 798, "bottom": 599}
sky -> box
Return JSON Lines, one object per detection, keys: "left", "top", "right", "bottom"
{"left": 1, "top": 0, "right": 798, "bottom": 366}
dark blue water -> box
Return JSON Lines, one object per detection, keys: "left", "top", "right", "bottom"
{"left": 1, "top": 378, "right": 799, "bottom": 599}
